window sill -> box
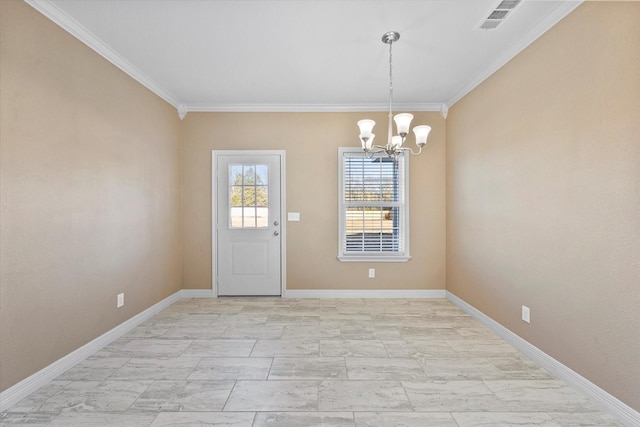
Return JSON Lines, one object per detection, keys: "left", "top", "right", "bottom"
{"left": 337, "top": 255, "right": 412, "bottom": 263}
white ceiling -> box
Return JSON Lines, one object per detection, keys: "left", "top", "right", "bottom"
{"left": 27, "top": 0, "right": 582, "bottom": 117}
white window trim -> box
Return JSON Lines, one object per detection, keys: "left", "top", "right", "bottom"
{"left": 337, "top": 147, "right": 411, "bottom": 263}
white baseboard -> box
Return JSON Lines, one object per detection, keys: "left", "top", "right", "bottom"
{"left": 283, "top": 289, "right": 446, "bottom": 299}
{"left": 180, "top": 289, "right": 217, "bottom": 298}
{"left": 0, "top": 290, "right": 183, "bottom": 412}
{"left": 446, "top": 291, "right": 640, "bottom": 427}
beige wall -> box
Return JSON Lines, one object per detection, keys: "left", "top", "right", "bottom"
{"left": 446, "top": 2, "right": 640, "bottom": 411}
{"left": 181, "top": 112, "right": 446, "bottom": 291}
{"left": 0, "top": 1, "right": 182, "bottom": 392}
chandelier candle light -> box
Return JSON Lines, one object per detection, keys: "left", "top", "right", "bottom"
{"left": 357, "top": 31, "right": 431, "bottom": 158}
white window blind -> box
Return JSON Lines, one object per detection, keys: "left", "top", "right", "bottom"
{"left": 338, "top": 148, "right": 410, "bottom": 262}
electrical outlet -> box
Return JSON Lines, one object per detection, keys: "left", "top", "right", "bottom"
{"left": 368, "top": 268, "right": 375, "bottom": 278}
{"left": 522, "top": 305, "right": 530, "bottom": 323}
{"left": 117, "top": 293, "right": 125, "bottom": 308}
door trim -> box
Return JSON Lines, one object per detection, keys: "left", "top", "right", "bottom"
{"left": 211, "top": 150, "right": 286, "bottom": 296}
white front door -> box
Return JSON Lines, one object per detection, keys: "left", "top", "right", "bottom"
{"left": 213, "top": 151, "right": 283, "bottom": 296}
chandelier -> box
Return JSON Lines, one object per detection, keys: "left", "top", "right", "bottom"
{"left": 357, "top": 31, "right": 431, "bottom": 158}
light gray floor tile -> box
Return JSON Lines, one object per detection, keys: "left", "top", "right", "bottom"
{"left": 371, "top": 325, "right": 404, "bottom": 340}
{"left": 318, "top": 380, "right": 412, "bottom": 411}
{"left": 451, "top": 412, "right": 561, "bottom": 427}
{"left": 5, "top": 381, "right": 71, "bottom": 413}
{"left": 281, "top": 325, "right": 342, "bottom": 339}
{"left": 38, "top": 380, "right": 152, "bottom": 413}
{"left": 549, "top": 411, "right": 624, "bottom": 426}
{"left": 113, "top": 339, "right": 192, "bottom": 358}
{"left": 182, "top": 339, "right": 256, "bottom": 357}
{"left": 346, "top": 357, "right": 426, "bottom": 380}
{"left": 419, "top": 357, "right": 506, "bottom": 380}
{"left": 266, "top": 314, "right": 320, "bottom": 324}
{"left": 110, "top": 357, "right": 201, "bottom": 380}
{"left": 158, "top": 325, "right": 227, "bottom": 339}
{"left": 0, "top": 412, "right": 56, "bottom": 426}
{"left": 445, "top": 339, "right": 522, "bottom": 358}
{"left": 455, "top": 326, "right": 503, "bottom": 340}
{"left": 354, "top": 412, "right": 458, "bottom": 427}
{"left": 338, "top": 322, "right": 377, "bottom": 339}
{"left": 403, "top": 380, "right": 508, "bottom": 411}
{"left": 149, "top": 411, "right": 255, "bottom": 426}
{"left": 487, "top": 356, "right": 554, "bottom": 380}
{"left": 384, "top": 339, "right": 457, "bottom": 360}
{"left": 215, "top": 314, "right": 268, "bottom": 325}
{"left": 253, "top": 412, "right": 354, "bottom": 427}
{"left": 269, "top": 357, "right": 347, "bottom": 380}
{"left": 484, "top": 379, "right": 602, "bottom": 412}
{"left": 56, "top": 358, "right": 130, "bottom": 381}
{"left": 320, "top": 314, "right": 372, "bottom": 322}
{"left": 320, "top": 339, "right": 389, "bottom": 357}
{"left": 401, "top": 327, "right": 465, "bottom": 340}
{"left": 131, "top": 380, "right": 234, "bottom": 411}
{"left": 48, "top": 410, "right": 157, "bottom": 426}
{"left": 250, "top": 339, "right": 319, "bottom": 357}
{"left": 123, "top": 325, "right": 169, "bottom": 339}
{"left": 189, "top": 357, "right": 272, "bottom": 380}
{"left": 224, "top": 380, "right": 319, "bottom": 411}
{"left": 371, "top": 313, "right": 426, "bottom": 325}
{"left": 221, "top": 325, "right": 283, "bottom": 339}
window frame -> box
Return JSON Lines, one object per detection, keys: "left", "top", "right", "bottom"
{"left": 337, "top": 147, "right": 411, "bottom": 262}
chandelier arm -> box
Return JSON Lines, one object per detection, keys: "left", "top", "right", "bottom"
{"left": 364, "top": 145, "right": 389, "bottom": 159}
{"left": 368, "top": 144, "right": 389, "bottom": 153}
{"left": 398, "top": 146, "right": 423, "bottom": 156}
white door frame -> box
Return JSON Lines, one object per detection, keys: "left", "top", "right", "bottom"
{"left": 212, "top": 150, "right": 286, "bottom": 296}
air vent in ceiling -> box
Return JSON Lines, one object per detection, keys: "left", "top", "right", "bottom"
{"left": 476, "top": 0, "right": 522, "bottom": 31}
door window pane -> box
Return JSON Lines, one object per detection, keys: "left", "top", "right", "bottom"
{"left": 229, "top": 164, "right": 269, "bottom": 228}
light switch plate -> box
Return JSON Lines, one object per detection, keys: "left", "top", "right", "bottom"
{"left": 288, "top": 212, "right": 300, "bottom": 221}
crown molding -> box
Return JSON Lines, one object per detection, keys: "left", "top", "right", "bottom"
{"left": 179, "top": 102, "right": 448, "bottom": 120}
{"left": 183, "top": 103, "right": 445, "bottom": 113}
{"left": 25, "top": 0, "right": 180, "bottom": 109}
{"left": 446, "top": 0, "right": 583, "bottom": 107}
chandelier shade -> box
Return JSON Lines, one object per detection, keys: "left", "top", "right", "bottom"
{"left": 413, "top": 125, "right": 432, "bottom": 147}
{"left": 393, "top": 113, "right": 413, "bottom": 136}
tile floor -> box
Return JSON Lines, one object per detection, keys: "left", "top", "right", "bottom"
{"left": 0, "top": 298, "right": 623, "bottom": 426}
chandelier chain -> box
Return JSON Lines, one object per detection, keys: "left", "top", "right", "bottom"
{"left": 389, "top": 39, "right": 393, "bottom": 116}
{"left": 388, "top": 39, "right": 394, "bottom": 147}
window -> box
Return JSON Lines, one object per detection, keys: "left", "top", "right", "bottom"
{"left": 338, "top": 148, "right": 410, "bottom": 262}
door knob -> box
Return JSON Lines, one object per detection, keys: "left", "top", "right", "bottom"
{"left": 274, "top": 231, "right": 279, "bottom": 236}
{"left": 274, "top": 221, "right": 279, "bottom": 226}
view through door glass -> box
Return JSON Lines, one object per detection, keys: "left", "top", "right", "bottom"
{"left": 229, "top": 164, "right": 269, "bottom": 228}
